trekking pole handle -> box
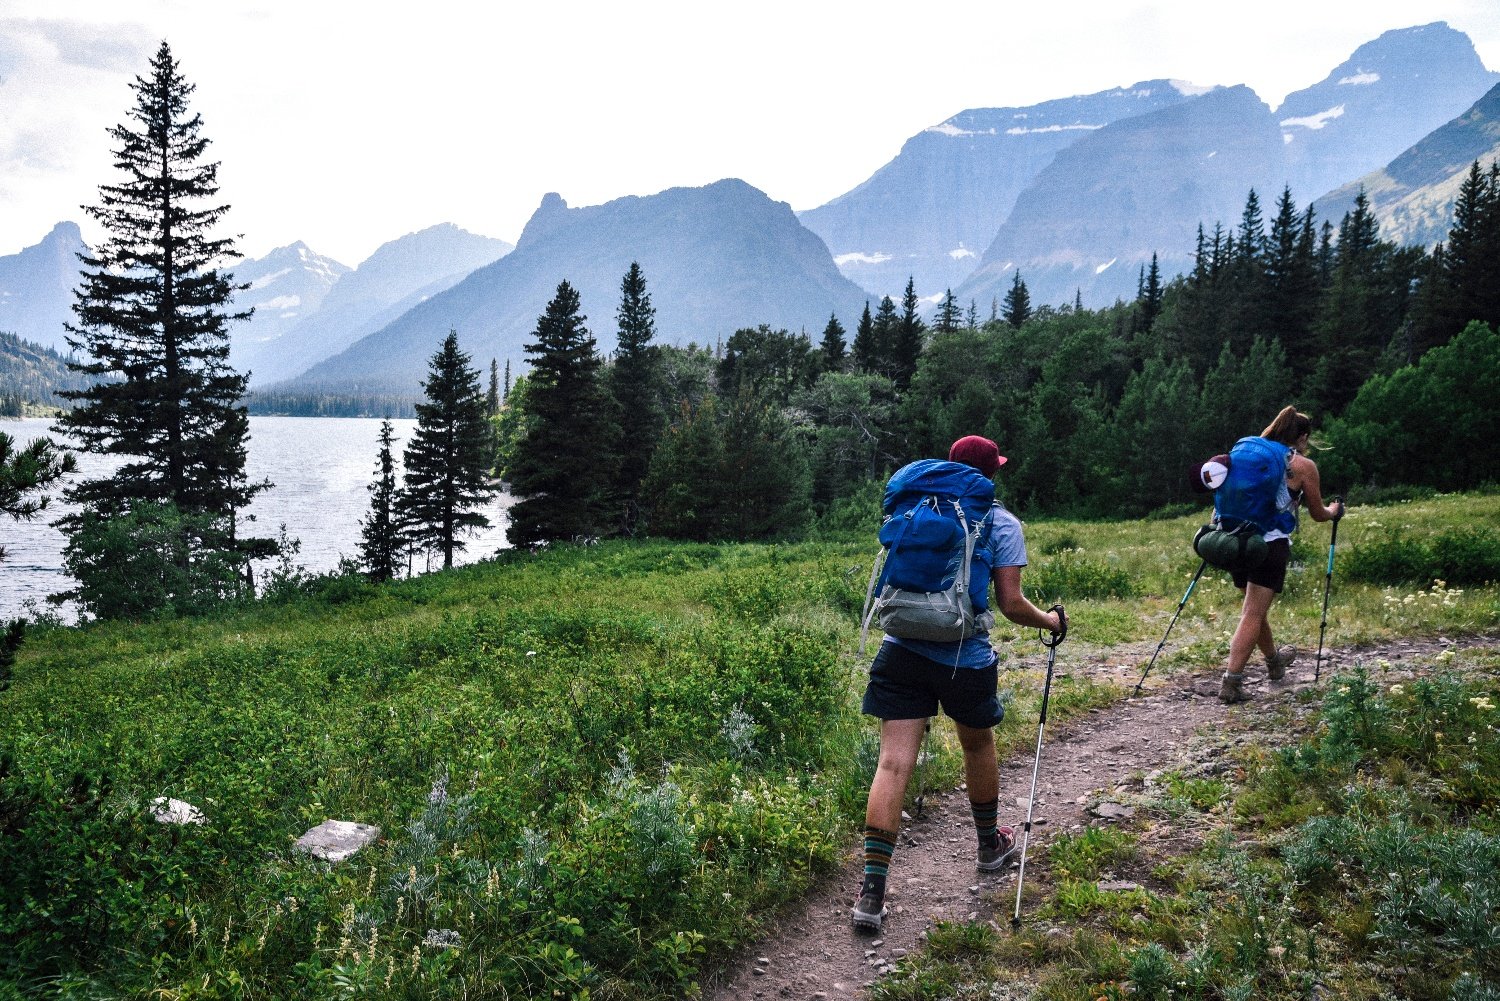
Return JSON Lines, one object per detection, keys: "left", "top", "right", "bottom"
{"left": 1331, "top": 494, "right": 1346, "bottom": 523}
{"left": 1043, "top": 604, "right": 1067, "bottom": 647}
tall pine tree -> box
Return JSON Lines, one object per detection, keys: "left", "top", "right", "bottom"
{"left": 359, "top": 420, "right": 402, "bottom": 582}
{"left": 851, "top": 301, "right": 879, "bottom": 375}
{"left": 55, "top": 41, "right": 271, "bottom": 608}
{"left": 606, "top": 262, "right": 663, "bottom": 534}
{"left": 890, "top": 277, "right": 925, "bottom": 390}
{"left": 397, "top": 331, "right": 496, "bottom": 569}
{"left": 1002, "top": 271, "right": 1032, "bottom": 328}
{"left": 509, "top": 280, "right": 618, "bottom": 545}
{"left": 818, "top": 312, "right": 848, "bottom": 372}
{"left": 933, "top": 289, "right": 962, "bottom": 333}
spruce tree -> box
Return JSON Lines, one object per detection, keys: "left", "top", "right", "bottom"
{"left": 1417, "top": 161, "right": 1500, "bottom": 352}
{"left": 1133, "top": 253, "right": 1164, "bottom": 335}
{"left": 933, "top": 289, "right": 962, "bottom": 333}
{"left": 607, "top": 262, "right": 663, "bottom": 534}
{"left": 508, "top": 280, "right": 618, "bottom": 545}
{"left": 819, "top": 312, "right": 848, "bottom": 371}
{"left": 1002, "top": 271, "right": 1032, "bottom": 328}
{"left": 639, "top": 397, "right": 728, "bottom": 541}
{"left": 397, "top": 331, "right": 496, "bottom": 569}
{"left": 891, "top": 278, "right": 925, "bottom": 390}
{"left": 55, "top": 41, "right": 270, "bottom": 607}
{"left": 359, "top": 420, "right": 402, "bottom": 582}
{"left": 867, "top": 295, "right": 900, "bottom": 382}
{"left": 851, "top": 301, "right": 878, "bottom": 375}
{"left": 487, "top": 359, "right": 500, "bottom": 416}
{"left": 1264, "top": 189, "right": 1320, "bottom": 379}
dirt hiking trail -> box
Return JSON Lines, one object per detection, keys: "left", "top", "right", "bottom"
{"left": 704, "top": 634, "right": 1495, "bottom": 1001}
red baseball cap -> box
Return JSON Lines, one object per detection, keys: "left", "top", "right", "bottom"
{"left": 948, "top": 435, "right": 1007, "bottom": 476}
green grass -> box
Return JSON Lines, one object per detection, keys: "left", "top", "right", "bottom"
{"left": 864, "top": 647, "right": 1500, "bottom": 1001}
{"left": 2, "top": 490, "right": 1498, "bottom": 999}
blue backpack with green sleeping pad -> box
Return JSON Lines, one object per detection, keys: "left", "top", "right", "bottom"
{"left": 1214, "top": 436, "right": 1294, "bottom": 534}
{"left": 860, "top": 460, "right": 997, "bottom": 646}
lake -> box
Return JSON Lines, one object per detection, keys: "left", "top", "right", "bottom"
{"left": 0, "top": 416, "right": 512, "bottom": 621}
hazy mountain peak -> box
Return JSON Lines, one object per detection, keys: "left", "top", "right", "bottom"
{"left": 285, "top": 178, "right": 871, "bottom": 394}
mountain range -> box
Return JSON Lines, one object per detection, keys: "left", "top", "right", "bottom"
{"left": 0, "top": 222, "right": 87, "bottom": 356}
{"left": 238, "top": 224, "right": 512, "bottom": 386}
{"left": 1316, "top": 80, "right": 1500, "bottom": 249}
{"left": 285, "top": 180, "right": 871, "bottom": 394}
{"left": 2, "top": 21, "right": 1497, "bottom": 399}
{"left": 810, "top": 20, "right": 1498, "bottom": 308}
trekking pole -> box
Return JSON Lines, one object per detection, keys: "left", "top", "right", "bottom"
{"left": 1012, "top": 604, "right": 1066, "bottom": 930}
{"left": 1133, "top": 559, "right": 1207, "bottom": 696}
{"left": 1314, "top": 497, "right": 1345, "bottom": 683}
{"left": 912, "top": 719, "right": 933, "bottom": 818}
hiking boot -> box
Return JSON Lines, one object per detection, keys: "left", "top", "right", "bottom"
{"left": 1219, "top": 672, "right": 1249, "bottom": 704}
{"left": 978, "top": 825, "right": 1017, "bottom": 872}
{"left": 850, "top": 892, "right": 887, "bottom": 933}
{"left": 1267, "top": 646, "right": 1297, "bottom": 681}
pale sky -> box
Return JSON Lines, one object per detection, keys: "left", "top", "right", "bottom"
{"left": 3, "top": 0, "right": 1498, "bottom": 267}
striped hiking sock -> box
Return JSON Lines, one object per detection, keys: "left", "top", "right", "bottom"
{"left": 971, "top": 797, "right": 1000, "bottom": 851}
{"left": 861, "top": 826, "right": 898, "bottom": 899}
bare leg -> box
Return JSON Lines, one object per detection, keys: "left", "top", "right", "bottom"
{"left": 1257, "top": 618, "right": 1276, "bottom": 662}
{"left": 1227, "top": 583, "right": 1277, "bottom": 676}
{"left": 864, "top": 718, "right": 928, "bottom": 833}
{"left": 954, "top": 721, "right": 998, "bottom": 804}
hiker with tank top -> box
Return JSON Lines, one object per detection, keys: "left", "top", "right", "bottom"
{"left": 1219, "top": 406, "right": 1344, "bottom": 704}
{"left": 851, "top": 434, "right": 1066, "bottom": 933}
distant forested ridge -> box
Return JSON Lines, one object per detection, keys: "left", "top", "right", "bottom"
{"left": 0, "top": 331, "right": 101, "bottom": 415}
{"left": 243, "top": 389, "right": 419, "bottom": 419}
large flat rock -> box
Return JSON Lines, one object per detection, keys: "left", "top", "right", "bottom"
{"left": 295, "top": 819, "right": 381, "bottom": 863}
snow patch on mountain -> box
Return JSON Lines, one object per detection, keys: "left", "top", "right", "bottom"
{"left": 1170, "top": 80, "right": 1214, "bottom": 97}
{"left": 948, "top": 246, "right": 975, "bottom": 260}
{"left": 1338, "top": 71, "right": 1381, "bottom": 86}
{"left": 834, "top": 251, "right": 891, "bottom": 266}
{"left": 1281, "top": 105, "right": 1346, "bottom": 130}
{"left": 249, "top": 268, "right": 293, "bottom": 290}
{"left": 1095, "top": 258, "right": 1117, "bottom": 275}
{"left": 1005, "top": 123, "right": 1104, "bottom": 135}
{"left": 256, "top": 295, "right": 301, "bottom": 310}
{"left": 929, "top": 122, "right": 981, "bottom": 137}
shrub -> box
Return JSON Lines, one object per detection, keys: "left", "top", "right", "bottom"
{"left": 1345, "top": 526, "right": 1500, "bottom": 587}
{"left": 1048, "top": 828, "right": 1140, "bottom": 881}
{"left": 1028, "top": 550, "right": 1136, "bottom": 601}
{"left": 1127, "top": 942, "right": 1179, "bottom": 999}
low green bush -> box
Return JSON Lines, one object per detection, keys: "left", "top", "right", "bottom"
{"left": 1028, "top": 550, "right": 1136, "bottom": 601}
{"left": 1345, "top": 526, "right": 1500, "bottom": 587}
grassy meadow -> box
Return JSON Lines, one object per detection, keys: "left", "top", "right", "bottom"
{"left": 1, "top": 490, "right": 1497, "bottom": 999}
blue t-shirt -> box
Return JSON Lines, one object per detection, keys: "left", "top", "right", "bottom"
{"left": 886, "top": 502, "right": 1029, "bottom": 669}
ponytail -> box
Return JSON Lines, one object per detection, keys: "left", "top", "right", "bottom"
{"left": 1261, "top": 405, "right": 1312, "bottom": 446}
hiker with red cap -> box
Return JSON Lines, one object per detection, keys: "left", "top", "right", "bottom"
{"left": 851, "top": 434, "right": 1066, "bottom": 933}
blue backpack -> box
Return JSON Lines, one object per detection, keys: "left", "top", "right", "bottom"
{"left": 860, "top": 460, "right": 997, "bottom": 647}
{"left": 1214, "top": 436, "right": 1294, "bottom": 534}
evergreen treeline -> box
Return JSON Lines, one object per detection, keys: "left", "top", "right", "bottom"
{"left": 488, "top": 171, "right": 1500, "bottom": 547}
{"left": 0, "top": 332, "right": 102, "bottom": 414}
{"left": 243, "top": 389, "right": 419, "bottom": 419}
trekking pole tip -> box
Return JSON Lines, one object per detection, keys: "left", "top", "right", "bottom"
{"left": 1010, "top": 915, "right": 1022, "bottom": 929}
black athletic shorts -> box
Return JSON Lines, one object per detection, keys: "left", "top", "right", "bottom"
{"left": 1231, "top": 537, "right": 1292, "bottom": 594}
{"left": 861, "top": 641, "right": 1005, "bottom": 729}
